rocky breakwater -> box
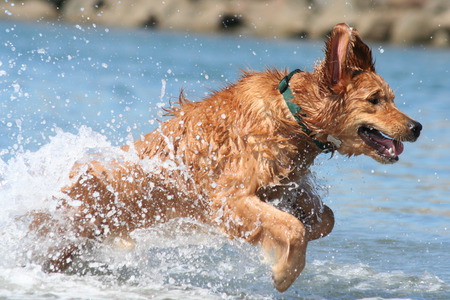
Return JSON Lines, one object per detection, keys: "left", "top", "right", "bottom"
{"left": 1, "top": 0, "right": 450, "bottom": 47}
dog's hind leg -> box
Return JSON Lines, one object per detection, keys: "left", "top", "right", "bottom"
{"left": 290, "top": 189, "right": 335, "bottom": 242}
{"left": 257, "top": 179, "right": 335, "bottom": 242}
{"left": 27, "top": 211, "right": 92, "bottom": 272}
{"left": 28, "top": 161, "right": 140, "bottom": 272}
{"left": 212, "top": 194, "right": 308, "bottom": 292}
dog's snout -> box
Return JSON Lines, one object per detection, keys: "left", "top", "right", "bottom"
{"left": 408, "top": 120, "right": 422, "bottom": 141}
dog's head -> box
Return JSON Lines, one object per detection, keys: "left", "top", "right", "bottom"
{"left": 307, "top": 23, "right": 422, "bottom": 164}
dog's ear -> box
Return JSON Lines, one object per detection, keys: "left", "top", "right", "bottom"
{"left": 324, "top": 23, "right": 374, "bottom": 94}
{"left": 350, "top": 29, "right": 375, "bottom": 73}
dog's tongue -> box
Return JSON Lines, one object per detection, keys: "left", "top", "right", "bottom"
{"left": 393, "top": 140, "right": 404, "bottom": 155}
{"left": 372, "top": 134, "right": 404, "bottom": 156}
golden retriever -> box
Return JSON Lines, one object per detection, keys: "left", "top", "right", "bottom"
{"left": 30, "top": 23, "right": 421, "bottom": 292}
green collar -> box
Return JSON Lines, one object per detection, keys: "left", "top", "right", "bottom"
{"left": 278, "top": 69, "right": 339, "bottom": 153}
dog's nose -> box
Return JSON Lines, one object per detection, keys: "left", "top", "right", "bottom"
{"left": 408, "top": 120, "right": 422, "bottom": 141}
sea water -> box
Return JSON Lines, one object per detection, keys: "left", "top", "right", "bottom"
{"left": 0, "top": 20, "right": 449, "bottom": 299}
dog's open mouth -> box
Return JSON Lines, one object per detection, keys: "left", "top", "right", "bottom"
{"left": 358, "top": 126, "right": 404, "bottom": 161}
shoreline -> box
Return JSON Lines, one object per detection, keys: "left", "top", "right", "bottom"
{"left": 1, "top": 0, "right": 450, "bottom": 47}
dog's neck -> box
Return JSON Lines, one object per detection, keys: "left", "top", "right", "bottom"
{"left": 278, "top": 69, "right": 341, "bottom": 153}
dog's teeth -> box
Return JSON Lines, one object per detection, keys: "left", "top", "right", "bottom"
{"left": 388, "top": 147, "right": 394, "bottom": 156}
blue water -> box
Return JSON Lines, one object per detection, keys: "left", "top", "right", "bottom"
{"left": 0, "top": 20, "right": 449, "bottom": 299}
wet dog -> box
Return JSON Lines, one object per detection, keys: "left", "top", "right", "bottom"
{"left": 31, "top": 23, "right": 421, "bottom": 292}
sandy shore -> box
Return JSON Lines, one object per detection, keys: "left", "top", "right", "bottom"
{"left": 1, "top": 0, "right": 449, "bottom": 47}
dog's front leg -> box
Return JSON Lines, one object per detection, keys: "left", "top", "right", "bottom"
{"left": 212, "top": 194, "right": 307, "bottom": 292}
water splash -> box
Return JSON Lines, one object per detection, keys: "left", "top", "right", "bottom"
{"left": 0, "top": 127, "right": 274, "bottom": 299}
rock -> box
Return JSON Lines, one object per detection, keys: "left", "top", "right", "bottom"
{"left": 156, "top": 0, "right": 227, "bottom": 33}
{"left": 430, "top": 8, "right": 450, "bottom": 47}
{"left": 1, "top": 0, "right": 450, "bottom": 47}
{"left": 431, "top": 28, "right": 449, "bottom": 47}
{"left": 61, "top": 0, "right": 228, "bottom": 33}
{"left": 0, "top": 0, "right": 58, "bottom": 22}
{"left": 355, "top": 11, "right": 394, "bottom": 42}
{"left": 390, "top": 11, "right": 434, "bottom": 45}
{"left": 308, "top": 0, "right": 360, "bottom": 39}
{"left": 61, "top": 0, "right": 152, "bottom": 28}
{"left": 240, "top": 0, "right": 312, "bottom": 38}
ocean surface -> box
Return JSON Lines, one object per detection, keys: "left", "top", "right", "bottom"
{"left": 0, "top": 20, "right": 449, "bottom": 300}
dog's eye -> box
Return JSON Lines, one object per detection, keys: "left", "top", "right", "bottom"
{"left": 368, "top": 98, "right": 379, "bottom": 105}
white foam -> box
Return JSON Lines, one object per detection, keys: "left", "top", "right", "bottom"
{"left": 307, "top": 259, "right": 447, "bottom": 295}
{"left": 0, "top": 126, "right": 116, "bottom": 217}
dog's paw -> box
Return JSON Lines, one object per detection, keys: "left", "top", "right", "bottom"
{"left": 105, "top": 235, "right": 136, "bottom": 251}
{"left": 272, "top": 265, "right": 300, "bottom": 292}
{"left": 269, "top": 225, "right": 307, "bottom": 292}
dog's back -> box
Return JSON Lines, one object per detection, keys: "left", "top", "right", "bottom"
{"left": 132, "top": 70, "right": 308, "bottom": 194}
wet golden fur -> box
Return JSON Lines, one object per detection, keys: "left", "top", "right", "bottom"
{"left": 30, "top": 24, "right": 421, "bottom": 292}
